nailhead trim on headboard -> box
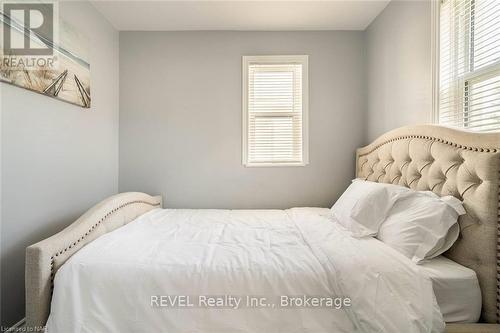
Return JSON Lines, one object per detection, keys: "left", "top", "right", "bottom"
{"left": 358, "top": 135, "right": 499, "bottom": 157}
{"left": 49, "top": 200, "right": 160, "bottom": 293}
{"left": 359, "top": 134, "right": 500, "bottom": 324}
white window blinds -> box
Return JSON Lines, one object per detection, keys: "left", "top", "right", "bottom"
{"left": 242, "top": 56, "right": 308, "bottom": 166}
{"left": 438, "top": 0, "right": 500, "bottom": 131}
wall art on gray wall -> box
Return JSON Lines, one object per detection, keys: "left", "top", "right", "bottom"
{"left": 0, "top": 4, "right": 91, "bottom": 108}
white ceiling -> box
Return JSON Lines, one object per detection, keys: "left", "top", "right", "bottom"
{"left": 90, "top": 1, "right": 391, "bottom": 31}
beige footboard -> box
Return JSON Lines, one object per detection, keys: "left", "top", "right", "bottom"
{"left": 25, "top": 192, "right": 162, "bottom": 329}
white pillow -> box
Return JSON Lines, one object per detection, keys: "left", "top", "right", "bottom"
{"left": 331, "top": 179, "right": 409, "bottom": 237}
{"left": 377, "top": 191, "right": 465, "bottom": 263}
{"left": 425, "top": 223, "right": 459, "bottom": 259}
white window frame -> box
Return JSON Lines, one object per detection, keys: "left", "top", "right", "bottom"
{"left": 433, "top": 0, "right": 500, "bottom": 131}
{"left": 242, "top": 55, "right": 309, "bottom": 167}
{"left": 431, "top": 0, "right": 440, "bottom": 122}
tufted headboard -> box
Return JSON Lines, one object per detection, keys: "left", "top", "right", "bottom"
{"left": 356, "top": 125, "right": 500, "bottom": 323}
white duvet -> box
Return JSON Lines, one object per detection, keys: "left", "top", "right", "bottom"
{"left": 47, "top": 208, "right": 444, "bottom": 333}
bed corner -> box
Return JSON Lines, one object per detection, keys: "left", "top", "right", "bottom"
{"left": 25, "top": 192, "right": 162, "bottom": 329}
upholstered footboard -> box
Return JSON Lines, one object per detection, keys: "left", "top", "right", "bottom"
{"left": 25, "top": 192, "right": 162, "bottom": 329}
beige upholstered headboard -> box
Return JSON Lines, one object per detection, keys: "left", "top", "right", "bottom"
{"left": 356, "top": 125, "right": 500, "bottom": 323}
{"left": 25, "top": 192, "right": 162, "bottom": 329}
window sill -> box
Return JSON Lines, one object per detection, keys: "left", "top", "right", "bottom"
{"left": 243, "top": 162, "right": 309, "bottom": 167}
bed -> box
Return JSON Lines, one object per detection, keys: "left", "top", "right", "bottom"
{"left": 25, "top": 125, "right": 500, "bottom": 332}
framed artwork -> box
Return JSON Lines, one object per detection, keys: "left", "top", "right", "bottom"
{"left": 0, "top": 3, "right": 91, "bottom": 108}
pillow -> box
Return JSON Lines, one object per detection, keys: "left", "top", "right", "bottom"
{"left": 331, "top": 179, "right": 410, "bottom": 237}
{"left": 377, "top": 191, "right": 465, "bottom": 263}
{"left": 425, "top": 223, "right": 459, "bottom": 260}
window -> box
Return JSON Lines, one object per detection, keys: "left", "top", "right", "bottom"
{"left": 242, "top": 55, "right": 309, "bottom": 166}
{"left": 437, "top": 0, "right": 500, "bottom": 131}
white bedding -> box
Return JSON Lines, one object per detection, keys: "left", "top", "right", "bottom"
{"left": 47, "top": 208, "right": 444, "bottom": 333}
{"left": 418, "top": 256, "right": 481, "bottom": 323}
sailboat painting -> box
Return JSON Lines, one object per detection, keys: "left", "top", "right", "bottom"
{"left": 0, "top": 11, "right": 91, "bottom": 108}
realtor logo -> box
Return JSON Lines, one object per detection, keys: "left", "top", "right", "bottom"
{"left": 2, "top": 2, "right": 54, "bottom": 55}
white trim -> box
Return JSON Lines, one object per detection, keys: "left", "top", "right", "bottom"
{"left": 431, "top": 0, "right": 440, "bottom": 123}
{"left": 302, "top": 55, "right": 310, "bottom": 166}
{"left": 242, "top": 161, "right": 308, "bottom": 168}
{"left": 242, "top": 56, "right": 248, "bottom": 166}
{"left": 241, "top": 55, "right": 309, "bottom": 167}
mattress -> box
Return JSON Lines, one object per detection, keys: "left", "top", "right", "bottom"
{"left": 418, "top": 256, "right": 481, "bottom": 323}
{"left": 46, "top": 207, "right": 444, "bottom": 333}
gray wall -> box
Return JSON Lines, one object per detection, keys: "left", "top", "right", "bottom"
{"left": 0, "top": 1, "right": 119, "bottom": 326}
{"left": 119, "top": 31, "right": 365, "bottom": 209}
{"left": 365, "top": 0, "right": 432, "bottom": 141}
{"left": 0, "top": 1, "right": 433, "bottom": 326}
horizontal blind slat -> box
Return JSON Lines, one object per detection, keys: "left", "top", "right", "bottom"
{"left": 438, "top": 0, "right": 500, "bottom": 132}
